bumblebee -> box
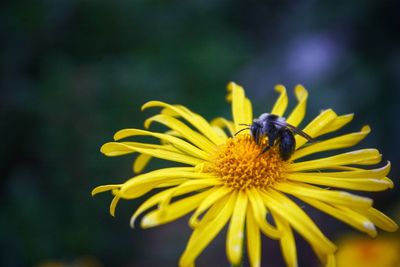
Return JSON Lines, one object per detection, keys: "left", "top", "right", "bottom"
{"left": 237, "top": 113, "right": 313, "bottom": 160}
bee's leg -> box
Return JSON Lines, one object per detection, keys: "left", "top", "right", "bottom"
{"left": 255, "top": 130, "right": 262, "bottom": 144}
{"left": 257, "top": 145, "right": 271, "bottom": 157}
{"left": 279, "top": 129, "right": 296, "bottom": 161}
{"left": 267, "top": 131, "right": 278, "bottom": 148}
{"left": 258, "top": 131, "right": 277, "bottom": 156}
{"left": 260, "top": 145, "right": 271, "bottom": 154}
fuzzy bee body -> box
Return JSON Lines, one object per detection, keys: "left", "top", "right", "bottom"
{"left": 246, "top": 113, "right": 312, "bottom": 161}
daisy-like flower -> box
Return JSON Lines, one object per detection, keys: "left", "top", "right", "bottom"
{"left": 92, "top": 82, "right": 398, "bottom": 267}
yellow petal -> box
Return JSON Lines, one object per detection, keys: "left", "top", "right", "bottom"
{"left": 285, "top": 173, "right": 392, "bottom": 192}
{"left": 292, "top": 161, "right": 391, "bottom": 179}
{"left": 247, "top": 188, "right": 281, "bottom": 239}
{"left": 382, "top": 177, "right": 395, "bottom": 188}
{"left": 179, "top": 192, "right": 236, "bottom": 267}
{"left": 227, "top": 82, "right": 251, "bottom": 132}
{"left": 192, "top": 193, "right": 231, "bottom": 231}
{"left": 123, "top": 141, "right": 180, "bottom": 152}
{"left": 123, "top": 166, "right": 203, "bottom": 185}
{"left": 101, "top": 141, "right": 175, "bottom": 156}
{"left": 292, "top": 125, "right": 371, "bottom": 160}
{"left": 114, "top": 129, "right": 209, "bottom": 160}
{"left": 275, "top": 182, "right": 373, "bottom": 208}
{"left": 225, "top": 82, "right": 253, "bottom": 131}
{"left": 120, "top": 169, "right": 216, "bottom": 199}
{"left": 158, "top": 179, "right": 221, "bottom": 212}
{"left": 210, "top": 117, "right": 236, "bottom": 137}
{"left": 271, "top": 211, "right": 298, "bottom": 267}
{"left": 295, "top": 109, "right": 338, "bottom": 149}
{"left": 141, "top": 189, "right": 211, "bottom": 228}
{"left": 91, "top": 184, "right": 121, "bottom": 196}
{"left": 144, "top": 114, "right": 217, "bottom": 154}
{"left": 133, "top": 153, "right": 152, "bottom": 173}
{"left": 290, "top": 149, "right": 382, "bottom": 171}
{"left": 163, "top": 129, "right": 182, "bottom": 138}
{"left": 286, "top": 85, "right": 308, "bottom": 127}
{"left": 244, "top": 97, "right": 253, "bottom": 127}
{"left": 298, "top": 196, "right": 377, "bottom": 237}
{"left": 260, "top": 189, "right": 337, "bottom": 256}
{"left": 325, "top": 254, "right": 336, "bottom": 267}
{"left": 212, "top": 125, "right": 228, "bottom": 139}
{"left": 158, "top": 104, "right": 189, "bottom": 117}
{"left": 189, "top": 186, "right": 232, "bottom": 228}
{"left": 359, "top": 207, "right": 398, "bottom": 232}
{"left": 102, "top": 142, "right": 202, "bottom": 166}
{"left": 121, "top": 177, "right": 189, "bottom": 199}
{"left": 334, "top": 205, "right": 378, "bottom": 236}
{"left": 318, "top": 113, "right": 354, "bottom": 136}
{"left": 271, "top": 85, "right": 288, "bottom": 116}
{"left": 109, "top": 194, "right": 121, "bottom": 217}
{"left": 226, "top": 190, "right": 248, "bottom": 265}
{"left": 246, "top": 204, "right": 261, "bottom": 267}
{"left": 130, "top": 181, "right": 214, "bottom": 227}
{"left": 130, "top": 187, "right": 176, "bottom": 228}
{"left": 142, "top": 101, "right": 225, "bottom": 145}
{"left": 155, "top": 179, "right": 188, "bottom": 188}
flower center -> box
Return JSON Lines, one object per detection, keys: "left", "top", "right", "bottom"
{"left": 210, "top": 134, "right": 287, "bottom": 190}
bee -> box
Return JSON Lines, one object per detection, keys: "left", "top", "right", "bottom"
{"left": 237, "top": 113, "right": 313, "bottom": 161}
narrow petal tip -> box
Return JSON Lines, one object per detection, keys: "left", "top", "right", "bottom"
{"left": 129, "top": 216, "right": 137, "bottom": 229}
{"left": 389, "top": 222, "right": 399, "bottom": 232}
{"left": 188, "top": 217, "right": 199, "bottom": 229}
{"left": 228, "top": 244, "right": 243, "bottom": 266}
{"left": 91, "top": 188, "right": 99, "bottom": 197}
{"left": 380, "top": 215, "right": 399, "bottom": 232}
{"left": 100, "top": 142, "right": 115, "bottom": 154}
{"left": 100, "top": 142, "right": 134, "bottom": 156}
{"left": 383, "top": 161, "right": 391, "bottom": 176}
{"left": 274, "top": 84, "right": 286, "bottom": 92}
{"left": 113, "top": 129, "right": 130, "bottom": 141}
{"left": 91, "top": 184, "right": 120, "bottom": 197}
{"left": 141, "top": 216, "right": 158, "bottom": 228}
{"left": 227, "top": 81, "right": 237, "bottom": 92}
{"left": 363, "top": 221, "right": 377, "bottom": 237}
{"left": 294, "top": 84, "right": 308, "bottom": 97}
{"left": 141, "top": 101, "right": 155, "bottom": 111}
{"left": 109, "top": 195, "right": 121, "bottom": 217}
{"left": 144, "top": 118, "right": 153, "bottom": 129}
{"left": 361, "top": 125, "right": 371, "bottom": 133}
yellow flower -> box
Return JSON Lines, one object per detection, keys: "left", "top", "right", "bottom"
{"left": 336, "top": 235, "right": 400, "bottom": 267}
{"left": 92, "top": 82, "right": 398, "bottom": 267}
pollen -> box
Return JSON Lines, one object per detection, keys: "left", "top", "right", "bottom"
{"left": 211, "top": 134, "right": 287, "bottom": 190}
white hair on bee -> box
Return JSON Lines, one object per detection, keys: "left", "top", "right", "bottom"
{"left": 255, "top": 113, "right": 287, "bottom": 130}
{"left": 257, "top": 113, "right": 270, "bottom": 121}
{"left": 276, "top": 116, "right": 286, "bottom": 125}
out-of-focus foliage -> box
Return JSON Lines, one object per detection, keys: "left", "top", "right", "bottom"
{"left": 1, "top": 1, "right": 399, "bottom": 267}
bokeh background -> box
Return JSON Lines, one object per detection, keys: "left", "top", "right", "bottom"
{"left": 1, "top": 1, "right": 400, "bottom": 267}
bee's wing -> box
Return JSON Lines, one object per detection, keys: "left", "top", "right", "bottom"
{"left": 285, "top": 123, "right": 313, "bottom": 141}
{"left": 272, "top": 120, "right": 313, "bottom": 141}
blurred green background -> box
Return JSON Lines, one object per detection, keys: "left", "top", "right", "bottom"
{"left": 1, "top": 1, "right": 399, "bottom": 267}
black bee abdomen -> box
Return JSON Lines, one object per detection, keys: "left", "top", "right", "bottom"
{"left": 279, "top": 129, "right": 296, "bottom": 161}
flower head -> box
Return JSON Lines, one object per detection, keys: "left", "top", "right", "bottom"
{"left": 92, "top": 82, "right": 398, "bottom": 267}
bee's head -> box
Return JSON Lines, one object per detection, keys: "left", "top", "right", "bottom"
{"left": 250, "top": 120, "right": 262, "bottom": 138}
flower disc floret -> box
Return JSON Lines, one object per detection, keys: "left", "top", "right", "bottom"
{"left": 212, "top": 135, "right": 287, "bottom": 190}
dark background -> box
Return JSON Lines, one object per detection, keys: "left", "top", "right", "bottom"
{"left": 1, "top": 1, "right": 399, "bottom": 266}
